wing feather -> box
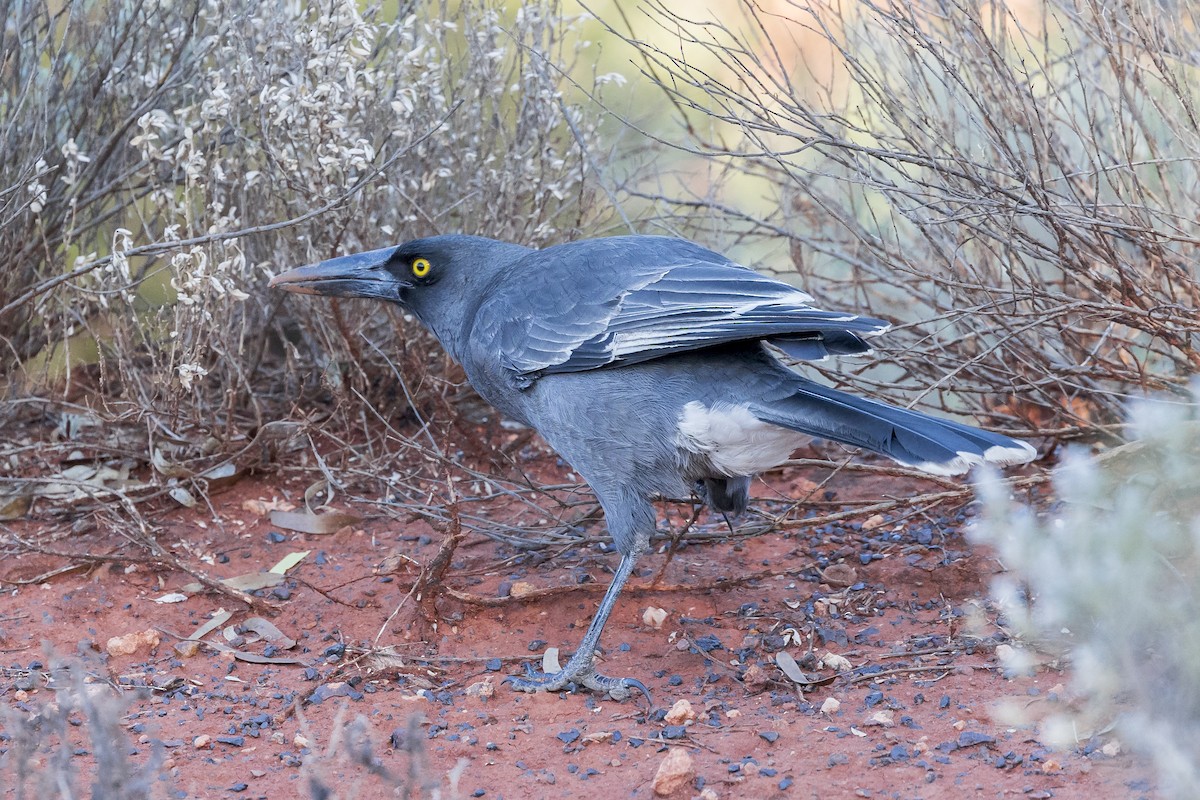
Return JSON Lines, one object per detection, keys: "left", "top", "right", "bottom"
{"left": 469, "top": 236, "right": 888, "bottom": 384}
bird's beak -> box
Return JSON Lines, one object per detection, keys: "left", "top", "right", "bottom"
{"left": 270, "top": 246, "right": 408, "bottom": 301}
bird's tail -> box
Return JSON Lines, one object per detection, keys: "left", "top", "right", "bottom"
{"left": 751, "top": 380, "right": 1036, "bottom": 476}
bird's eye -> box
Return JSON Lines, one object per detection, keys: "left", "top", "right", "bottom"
{"left": 411, "top": 257, "right": 432, "bottom": 278}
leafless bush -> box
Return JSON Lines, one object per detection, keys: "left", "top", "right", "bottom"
{"left": 0, "top": 0, "right": 609, "bottom": 441}
{"left": 0, "top": 658, "right": 169, "bottom": 800}
{"left": 607, "top": 0, "right": 1200, "bottom": 440}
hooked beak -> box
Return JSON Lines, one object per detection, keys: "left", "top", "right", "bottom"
{"left": 270, "top": 246, "right": 408, "bottom": 301}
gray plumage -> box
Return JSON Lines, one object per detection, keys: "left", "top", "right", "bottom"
{"left": 272, "top": 233, "right": 1036, "bottom": 700}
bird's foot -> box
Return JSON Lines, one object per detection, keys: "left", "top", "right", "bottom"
{"left": 503, "top": 648, "right": 650, "bottom": 703}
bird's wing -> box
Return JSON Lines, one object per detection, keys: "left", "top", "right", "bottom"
{"left": 471, "top": 237, "right": 889, "bottom": 382}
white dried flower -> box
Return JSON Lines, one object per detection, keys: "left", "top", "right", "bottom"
{"left": 176, "top": 363, "right": 208, "bottom": 391}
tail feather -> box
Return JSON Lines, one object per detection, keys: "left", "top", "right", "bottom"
{"left": 751, "top": 380, "right": 1036, "bottom": 476}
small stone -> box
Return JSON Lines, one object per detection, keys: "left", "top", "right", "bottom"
{"left": 509, "top": 581, "right": 537, "bottom": 598}
{"left": 699, "top": 788, "right": 719, "bottom": 800}
{"left": 105, "top": 629, "right": 160, "bottom": 657}
{"left": 820, "top": 652, "right": 853, "bottom": 672}
{"left": 662, "top": 725, "right": 687, "bottom": 739}
{"left": 741, "top": 663, "right": 770, "bottom": 693}
{"left": 466, "top": 678, "right": 495, "bottom": 699}
{"left": 664, "top": 699, "right": 695, "bottom": 726}
{"left": 821, "top": 564, "right": 857, "bottom": 586}
{"left": 293, "top": 733, "right": 309, "bottom": 748}
{"left": 866, "top": 710, "right": 894, "bottom": 728}
{"left": 652, "top": 747, "right": 695, "bottom": 796}
{"left": 556, "top": 729, "right": 580, "bottom": 745}
{"left": 758, "top": 731, "right": 780, "bottom": 743}
{"left": 956, "top": 731, "right": 995, "bottom": 748}
{"left": 820, "top": 697, "right": 841, "bottom": 715}
{"left": 643, "top": 606, "right": 669, "bottom": 629}
{"left": 173, "top": 639, "right": 201, "bottom": 658}
{"left": 193, "top": 735, "right": 211, "bottom": 749}
{"left": 862, "top": 514, "right": 885, "bottom": 531}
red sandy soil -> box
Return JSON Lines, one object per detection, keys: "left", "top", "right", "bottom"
{"left": 0, "top": 436, "right": 1158, "bottom": 800}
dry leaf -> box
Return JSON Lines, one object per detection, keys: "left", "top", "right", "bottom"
{"left": 269, "top": 509, "right": 360, "bottom": 534}
{"left": 198, "top": 461, "right": 243, "bottom": 492}
{"left": 269, "top": 550, "right": 310, "bottom": 575}
{"left": 776, "top": 651, "right": 837, "bottom": 688}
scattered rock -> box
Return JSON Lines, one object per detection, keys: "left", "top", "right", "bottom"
{"left": 956, "top": 731, "right": 995, "bottom": 748}
{"left": 193, "top": 735, "right": 211, "bottom": 749}
{"left": 820, "top": 651, "right": 853, "bottom": 672}
{"left": 862, "top": 514, "right": 886, "bottom": 531}
{"left": 866, "top": 710, "right": 895, "bottom": 727}
{"left": 820, "top": 563, "right": 858, "bottom": 586}
{"left": 466, "top": 678, "right": 495, "bottom": 699}
{"left": 664, "top": 699, "right": 695, "bottom": 725}
{"left": 173, "top": 639, "right": 201, "bottom": 658}
{"left": 741, "top": 663, "right": 770, "bottom": 693}
{"left": 820, "top": 697, "right": 841, "bottom": 715}
{"left": 105, "top": 629, "right": 160, "bottom": 656}
{"left": 652, "top": 747, "right": 694, "bottom": 797}
{"left": 643, "top": 606, "right": 669, "bottom": 629}
{"left": 509, "top": 580, "right": 537, "bottom": 598}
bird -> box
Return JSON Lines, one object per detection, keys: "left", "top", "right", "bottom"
{"left": 271, "top": 233, "right": 1036, "bottom": 701}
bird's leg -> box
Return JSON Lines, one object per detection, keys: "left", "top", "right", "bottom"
{"left": 505, "top": 551, "right": 649, "bottom": 702}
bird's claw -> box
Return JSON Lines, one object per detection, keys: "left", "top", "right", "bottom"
{"left": 504, "top": 666, "right": 650, "bottom": 703}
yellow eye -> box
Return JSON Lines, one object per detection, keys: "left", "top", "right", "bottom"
{"left": 412, "top": 257, "right": 432, "bottom": 278}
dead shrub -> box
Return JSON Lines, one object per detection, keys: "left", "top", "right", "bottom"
{"left": 606, "top": 0, "right": 1200, "bottom": 440}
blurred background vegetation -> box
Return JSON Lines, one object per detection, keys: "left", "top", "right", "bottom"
{"left": 2, "top": 0, "right": 1199, "bottom": 794}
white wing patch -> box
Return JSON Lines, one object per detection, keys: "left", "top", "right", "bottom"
{"left": 905, "top": 441, "right": 1039, "bottom": 476}
{"left": 677, "top": 401, "right": 809, "bottom": 477}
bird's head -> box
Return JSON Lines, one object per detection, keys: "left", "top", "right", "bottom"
{"left": 270, "top": 234, "right": 532, "bottom": 355}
